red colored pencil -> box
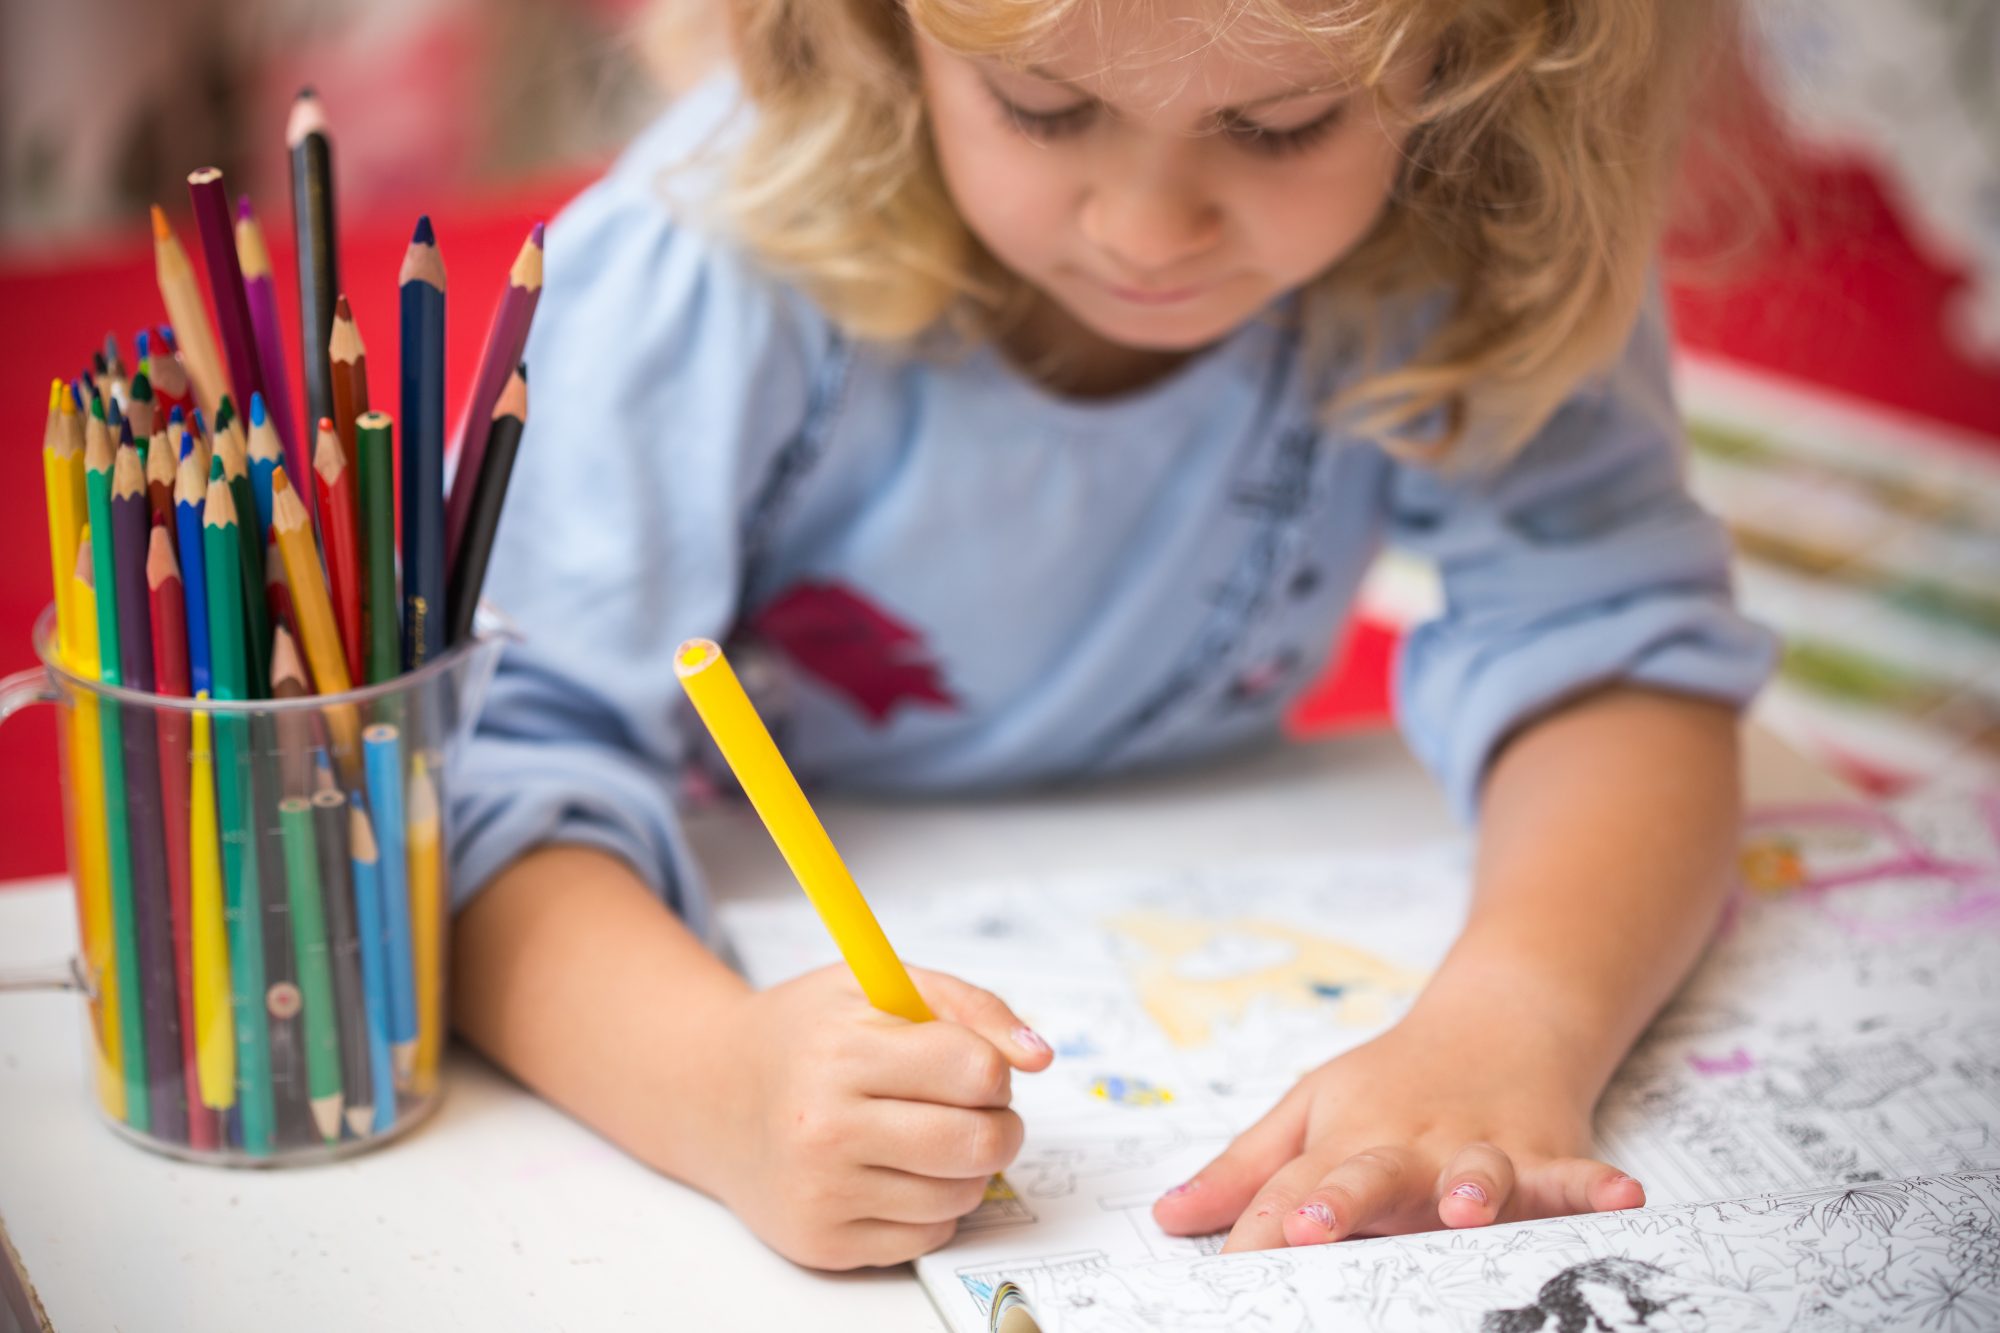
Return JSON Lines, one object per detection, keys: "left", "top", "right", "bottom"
{"left": 187, "top": 168, "right": 265, "bottom": 415}
{"left": 147, "top": 520, "right": 219, "bottom": 1152}
{"left": 312, "top": 418, "right": 365, "bottom": 684}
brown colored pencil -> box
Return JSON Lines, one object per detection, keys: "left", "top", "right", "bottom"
{"left": 329, "top": 296, "right": 370, "bottom": 471}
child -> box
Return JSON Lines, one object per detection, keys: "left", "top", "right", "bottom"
{"left": 448, "top": 0, "right": 1775, "bottom": 1272}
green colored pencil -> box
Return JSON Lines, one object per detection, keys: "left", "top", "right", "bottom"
{"left": 356, "top": 411, "right": 401, "bottom": 683}
{"left": 83, "top": 425, "right": 149, "bottom": 1131}
{"left": 203, "top": 460, "right": 275, "bottom": 1154}
{"left": 278, "top": 796, "right": 342, "bottom": 1142}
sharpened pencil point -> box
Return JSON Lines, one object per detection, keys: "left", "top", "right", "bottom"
{"left": 250, "top": 392, "right": 267, "bottom": 427}
{"left": 411, "top": 215, "right": 435, "bottom": 246}
{"left": 151, "top": 205, "right": 171, "bottom": 241}
{"left": 531, "top": 221, "right": 546, "bottom": 247}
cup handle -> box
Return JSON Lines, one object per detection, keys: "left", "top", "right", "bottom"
{"left": 0, "top": 666, "right": 88, "bottom": 996}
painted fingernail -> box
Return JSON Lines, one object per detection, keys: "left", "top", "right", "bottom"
{"left": 1013, "top": 1026, "right": 1051, "bottom": 1054}
{"left": 1295, "top": 1201, "right": 1335, "bottom": 1230}
{"left": 1160, "top": 1180, "right": 1198, "bottom": 1200}
{"left": 1449, "top": 1181, "right": 1488, "bottom": 1204}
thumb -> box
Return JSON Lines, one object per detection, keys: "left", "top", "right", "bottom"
{"left": 909, "top": 966, "right": 1055, "bottom": 1072}
{"left": 1153, "top": 1086, "right": 1307, "bottom": 1236}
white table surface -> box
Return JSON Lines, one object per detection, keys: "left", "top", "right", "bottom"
{"left": 0, "top": 727, "right": 1844, "bottom": 1332}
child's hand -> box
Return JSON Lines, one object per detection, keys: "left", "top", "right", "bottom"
{"left": 1151, "top": 1024, "right": 1642, "bottom": 1250}
{"left": 709, "top": 963, "right": 1053, "bottom": 1270}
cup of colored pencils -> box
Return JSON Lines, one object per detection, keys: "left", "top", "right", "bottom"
{"left": 0, "top": 89, "right": 540, "bottom": 1165}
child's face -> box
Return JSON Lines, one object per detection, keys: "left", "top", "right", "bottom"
{"left": 915, "top": 2, "right": 1426, "bottom": 358}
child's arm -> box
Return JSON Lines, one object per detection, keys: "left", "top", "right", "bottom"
{"left": 453, "top": 844, "right": 1054, "bottom": 1269}
{"left": 1154, "top": 684, "right": 1739, "bottom": 1247}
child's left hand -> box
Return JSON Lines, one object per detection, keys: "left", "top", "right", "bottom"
{"left": 1151, "top": 1021, "right": 1644, "bottom": 1250}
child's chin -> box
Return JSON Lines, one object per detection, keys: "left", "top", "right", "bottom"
{"left": 1074, "top": 299, "right": 1257, "bottom": 355}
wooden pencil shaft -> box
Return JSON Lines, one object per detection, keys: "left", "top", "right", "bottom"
{"left": 187, "top": 172, "right": 264, "bottom": 417}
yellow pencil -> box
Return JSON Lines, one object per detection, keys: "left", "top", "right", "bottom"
{"left": 151, "top": 205, "right": 228, "bottom": 418}
{"left": 42, "top": 381, "right": 80, "bottom": 651}
{"left": 188, "top": 701, "right": 236, "bottom": 1108}
{"left": 68, "top": 538, "right": 125, "bottom": 1119}
{"left": 270, "top": 465, "right": 361, "bottom": 774}
{"left": 673, "top": 639, "right": 932, "bottom": 1023}
{"left": 407, "top": 752, "right": 443, "bottom": 1094}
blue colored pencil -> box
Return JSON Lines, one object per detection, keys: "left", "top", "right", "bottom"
{"left": 362, "top": 724, "right": 415, "bottom": 1084}
{"left": 398, "top": 216, "right": 446, "bottom": 668}
{"left": 174, "top": 435, "right": 211, "bottom": 697}
{"left": 246, "top": 392, "right": 282, "bottom": 542}
{"left": 348, "top": 800, "right": 397, "bottom": 1132}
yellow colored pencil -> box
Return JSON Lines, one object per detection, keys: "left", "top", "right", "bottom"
{"left": 673, "top": 639, "right": 932, "bottom": 1023}
{"left": 188, "top": 702, "right": 235, "bottom": 1108}
{"left": 67, "top": 540, "right": 125, "bottom": 1119}
{"left": 407, "top": 752, "right": 443, "bottom": 1094}
{"left": 270, "top": 465, "right": 361, "bottom": 775}
{"left": 42, "top": 381, "right": 81, "bottom": 652}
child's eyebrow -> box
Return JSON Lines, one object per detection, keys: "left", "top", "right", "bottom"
{"left": 1016, "top": 62, "right": 1351, "bottom": 115}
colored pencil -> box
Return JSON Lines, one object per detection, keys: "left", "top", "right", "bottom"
{"left": 148, "top": 521, "right": 218, "bottom": 1151}
{"left": 144, "top": 425, "right": 176, "bottom": 527}
{"left": 278, "top": 796, "right": 343, "bottom": 1142}
{"left": 407, "top": 752, "right": 442, "bottom": 1093}
{"left": 114, "top": 444, "right": 187, "bottom": 1143}
{"left": 174, "top": 438, "right": 211, "bottom": 697}
{"left": 127, "top": 371, "right": 156, "bottom": 445}
{"left": 204, "top": 463, "right": 274, "bottom": 1153}
{"left": 329, "top": 296, "right": 370, "bottom": 469}
{"left": 313, "top": 419, "right": 365, "bottom": 685}
{"left": 311, "top": 774, "right": 372, "bottom": 1136}
{"left": 445, "top": 222, "right": 543, "bottom": 577}
{"left": 187, "top": 169, "right": 264, "bottom": 417}
{"left": 363, "top": 724, "right": 416, "bottom": 1083}
{"left": 675, "top": 639, "right": 932, "bottom": 1023}
{"left": 356, "top": 411, "right": 401, "bottom": 683}
{"left": 149, "top": 207, "right": 226, "bottom": 419}
{"left": 265, "top": 527, "right": 298, "bottom": 647}
{"left": 289, "top": 90, "right": 341, "bottom": 458}
{"left": 347, "top": 803, "right": 396, "bottom": 1132}
{"left": 252, "top": 707, "right": 313, "bottom": 1149}
{"left": 273, "top": 469, "right": 362, "bottom": 779}
{"left": 66, "top": 537, "right": 126, "bottom": 1121}
{"left": 187, "top": 702, "right": 234, "bottom": 1112}
{"left": 85, "top": 430, "right": 151, "bottom": 1129}
{"left": 247, "top": 393, "right": 284, "bottom": 542}
{"left": 150, "top": 343, "right": 192, "bottom": 420}
{"left": 446, "top": 364, "right": 525, "bottom": 645}
{"left": 235, "top": 198, "right": 307, "bottom": 504}
{"left": 43, "top": 381, "right": 82, "bottom": 668}
{"left": 399, "top": 218, "right": 446, "bottom": 669}
{"left": 213, "top": 402, "right": 271, "bottom": 696}
{"left": 270, "top": 626, "right": 315, "bottom": 799}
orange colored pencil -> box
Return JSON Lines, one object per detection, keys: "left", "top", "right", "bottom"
{"left": 312, "top": 419, "right": 364, "bottom": 685}
{"left": 150, "top": 206, "right": 228, "bottom": 419}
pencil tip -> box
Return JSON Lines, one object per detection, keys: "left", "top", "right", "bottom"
{"left": 169, "top": 404, "right": 185, "bottom": 426}
{"left": 250, "top": 392, "right": 267, "bottom": 427}
{"left": 531, "top": 220, "right": 546, "bottom": 247}
{"left": 297, "top": 85, "right": 317, "bottom": 100}
{"left": 150, "top": 205, "right": 170, "bottom": 240}
{"left": 412, "top": 215, "right": 435, "bottom": 246}
{"left": 180, "top": 430, "right": 195, "bottom": 460}
{"left": 236, "top": 194, "right": 254, "bottom": 222}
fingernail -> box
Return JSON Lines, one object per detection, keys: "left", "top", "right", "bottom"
{"left": 1611, "top": 1174, "right": 1641, "bottom": 1190}
{"left": 1295, "top": 1201, "right": 1334, "bottom": 1230}
{"left": 1160, "top": 1180, "right": 1198, "bottom": 1200}
{"left": 1013, "top": 1026, "right": 1051, "bottom": 1054}
{"left": 1449, "top": 1181, "right": 1488, "bottom": 1204}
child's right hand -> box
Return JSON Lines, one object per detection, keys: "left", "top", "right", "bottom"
{"left": 705, "top": 962, "right": 1053, "bottom": 1270}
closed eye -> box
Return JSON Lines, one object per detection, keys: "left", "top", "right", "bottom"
{"left": 1219, "top": 102, "right": 1348, "bottom": 157}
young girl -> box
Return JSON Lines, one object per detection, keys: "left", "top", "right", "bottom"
{"left": 448, "top": 0, "right": 1775, "bottom": 1272}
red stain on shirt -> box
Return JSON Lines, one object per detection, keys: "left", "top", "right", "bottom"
{"left": 747, "top": 581, "right": 959, "bottom": 725}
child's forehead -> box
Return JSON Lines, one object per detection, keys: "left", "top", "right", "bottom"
{"left": 947, "top": 0, "right": 1375, "bottom": 104}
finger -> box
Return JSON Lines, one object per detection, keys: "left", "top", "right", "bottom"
{"left": 856, "top": 1019, "right": 1017, "bottom": 1109}
{"left": 1221, "top": 1155, "right": 1327, "bottom": 1253}
{"left": 1511, "top": 1156, "right": 1645, "bottom": 1221}
{"left": 856, "top": 1099, "right": 1026, "bottom": 1178}
{"left": 1154, "top": 1085, "right": 1309, "bottom": 1236}
{"left": 1436, "top": 1141, "right": 1517, "bottom": 1229}
{"left": 1283, "top": 1145, "right": 1423, "bottom": 1245}
{"left": 909, "top": 968, "right": 1053, "bottom": 1071}
{"left": 854, "top": 1167, "right": 993, "bottom": 1226}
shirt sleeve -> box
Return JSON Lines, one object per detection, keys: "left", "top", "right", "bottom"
{"left": 1388, "top": 297, "right": 1780, "bottom": 822}
{"left": 447, "top": 85, "right": 830, "bottom": 927}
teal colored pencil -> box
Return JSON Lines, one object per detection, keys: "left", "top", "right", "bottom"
{"left": 362, "top": 724, "right": 415, "bottom": 1085}
{"left": 203, "top": 461, "right": 275, "bottom": 1154}
{"left": 83, "top": 424, "right": 149, "bottom": 1131}
{"left": 278, "top": 797, "right": 342, "bottom": 1142}
{"left": 347, "top": 803, "right": 396, "bottom": 1132}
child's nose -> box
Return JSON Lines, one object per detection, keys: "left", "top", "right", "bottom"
{"left": 1079, "top": 172, "right": 1223, "bottom": 277}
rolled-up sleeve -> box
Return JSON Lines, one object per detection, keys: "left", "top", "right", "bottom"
{"left": 1389, "top": 299, "right": 1780, "bottom": 821}
{"left": 447, "top": 84, "right": 827, "bottom": 925}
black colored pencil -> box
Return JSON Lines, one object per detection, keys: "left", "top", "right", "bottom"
{"left": 445, "top": 364, "right": 525, "bottom": 645}
{"left": 288, "top": 90, "right": 340, "bottom": 458}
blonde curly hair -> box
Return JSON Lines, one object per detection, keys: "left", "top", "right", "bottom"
{"left": 690, "top": 0, "right": 1736, "bottom": 462}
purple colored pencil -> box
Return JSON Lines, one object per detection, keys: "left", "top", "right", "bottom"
{"left": 443, "top": 221, "right": 543, "bottom": 579}
{"left": 235, "top": 196, "right": 312, "bottom": 523}
{"left": 187, "top": 168, "right": 265, "bottom": 420}
{"left": 112, "top": 443, "right": 190, "bottom": 1144}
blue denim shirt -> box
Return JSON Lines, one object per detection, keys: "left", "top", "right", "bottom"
{"left": 449, "top": 79, "right": 1777, "bottom": 928}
